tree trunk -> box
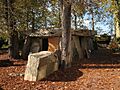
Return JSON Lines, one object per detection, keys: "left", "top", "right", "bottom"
{"left": 58, "top": 5, "right": 61, "bottom": 28}
{"left": 22, "top": 36, "right": 31, "bottom": 59}
{"left": 118, "top": 5, "right": 120, "bottom": 27}
{"left": 74, "top": 12, "right": 77, "bottom": 30}
{"left": 116, "top": 0, "right": 120, "bottom": 26}
{"left": 42, "top": 0, "right": 47, "bottom": 29}
{"left": 114, "top": 12, "right": 120, "bottom": 38}
{"left": 114, "top": 0, "right": 120, "bottom": 38}
{"left": 9, "top": 31, "right": 19, "bottom": 58}
{"left": 5, "top": 0, "right": 19, "bottom": 59}
{"left": 44, "top": 17, "right": 47, "bottom": 28}
{"left": 91, "top": 9, "right": 94, "bottom": 32}
{"left": 31, "top": 9, "right": 35, "bottom": 32}
{"left": 61, "top": 1, "right": 72, "bottom": 69}
{"left": 59, "top": 0, "right": 63, "bottom": 28}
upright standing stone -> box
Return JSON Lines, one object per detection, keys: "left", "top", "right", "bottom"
{"left": 73, "top": 36, "right": 83, "bottom": 59}
{"left": 24, "top": 51, "right": 58, "bottom": 81}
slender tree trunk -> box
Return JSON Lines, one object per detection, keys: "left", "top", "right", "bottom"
{"left": 91, "top": 9, "right": 94, "bottom": 32}
{"left": 32, "top": 9, "right": 35, "bottom": 32}
{"left": 114, "top": 0, "right": 120, "bottom": 38}
{"left": 61, "top": 1, "right": 72, "bottom": 69}
{"left": 117, "top": 1, "right": 120, "bottom": 27}
{"left": 41, "top": 12, "right": 47, "bottom": 28}
{"left": 59, "top": 0, "right": 63, "bottom": 28}
{"left": 74, "top": 12, "right": 77, "bottom": 30}
{"left": 22, "top": 36, "right": 31, "bottom": 59}
{"left": 42, "top": 0, "right": 47, "bottom": 29}
{"left": 58, "top": 5, "right": 61, "bottom": 28}
{"left": 118, "top": 11, "right": 120, "bottom": 27}
{"left": 26, "top": 8, "right": 29, "bottom": 30}
{"left": 114, "top": 14, "right": 117, "bottom": 38}
{"left": 44, "top": 17, "right": 47, "bottom": 28}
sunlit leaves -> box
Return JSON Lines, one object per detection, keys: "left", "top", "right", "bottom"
{"left": 72, "top": 1, "right": 86, "bottom": 15}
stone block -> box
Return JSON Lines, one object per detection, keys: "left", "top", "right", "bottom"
{"left": 24, "top": 51, "right": 58, "bottom": 81}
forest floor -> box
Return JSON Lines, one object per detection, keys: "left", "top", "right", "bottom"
{"left": 0, "top": 48, "right": 120, "bottom": 90}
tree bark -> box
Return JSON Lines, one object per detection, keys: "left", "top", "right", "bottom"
{"left": 59, "top": 0, "right": 63, "bottom": 28}
{"left": 114, "top": 0, "right": 120, "bottom": 38}
{"left": 61, "top": 1, "right": 72, "bottom": 69}
{"left": 74, "top": 11, "right": 77, "bottom": 30}
{"left": 31, "top": 9, "right": 35, "bottom": 32}
{"left": 42, "top": 0, "right": 47, "bottom": 28}
{"left": 22, "top": 36, "right": 31, "bottom": 59}
{"left": 9, "top": 31, "right": 19, "bottom": 58}
{"left": 117, "top": 1, "right": 120, "bottom": 27}
{"left": 5, "top": 0, "right": 19, "bottom": 59}
{"left": 91, "top": 9, "right": 94, "bottom": 32}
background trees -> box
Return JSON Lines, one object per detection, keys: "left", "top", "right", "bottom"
{"left": 0, "top": 0, "right": 118, "bottom": 68}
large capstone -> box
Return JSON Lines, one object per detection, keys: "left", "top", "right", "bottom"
{"left": 24, "top": 51, "right": 58, "bottom": 81}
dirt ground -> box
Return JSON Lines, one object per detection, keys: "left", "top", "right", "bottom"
{"left": 0, "top": 48, "right": 120, "bottom": 90}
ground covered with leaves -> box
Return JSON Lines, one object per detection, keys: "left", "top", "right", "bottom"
{"left": 0, "top": 48, "right": 120, "bottom": 90}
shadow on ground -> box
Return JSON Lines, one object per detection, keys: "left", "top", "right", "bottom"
{"left": 79, "top": 48, "right": 120, "bottom": 69}
{"left": 43, "top": 48, "right": 120, "bottom": 82}
{"left": 44, "top": 66, "right": 83, "bottom": 82}
{"left": 0, "top": 87, "right": 3, "bottom": 90}
{"left": 0, "top": 59, "right": 25, "bottom": 67}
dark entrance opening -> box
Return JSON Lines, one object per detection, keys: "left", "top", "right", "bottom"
{"left": 79, "top": 36, "right": 82, "bottom": 46}
{"left": 42, "top": 38, "right": 48, "bottom": 51}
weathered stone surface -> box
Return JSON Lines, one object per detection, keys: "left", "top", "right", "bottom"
{"left": 24, "top": 51, "right": 58, "bottom": 81}
{"left": 81, "top": 37, "right": 90, "bottom": 58}
{"left": 71, "top": 37, "right": 78, "bottom": 62}
{"left": 73, "top": 36, "right": 83, "bottom": 59}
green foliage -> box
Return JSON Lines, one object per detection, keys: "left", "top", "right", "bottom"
{"left": 0, "top": 36, "right": 8, "bottom": 49}
{"left": 72, "top": 2, "right": 86, "bottom": 15}
{"left": 0, "top": 0, "right": 117, "bottom": 47}
{"left": 96, "top": 34, "right": 111, "bottom": 42}
{"left": 0, "top": 0, "right": 61, "bottom": 37}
